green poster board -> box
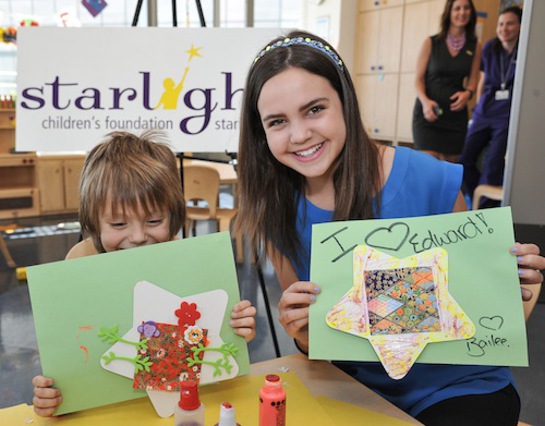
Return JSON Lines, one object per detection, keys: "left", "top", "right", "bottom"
{"left": 309, "top": 207, "right": 527, "bottom": 367}
{"left": 27, "top": 232, "right": 249, "bottom": 415}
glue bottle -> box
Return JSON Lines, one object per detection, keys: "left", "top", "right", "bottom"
{"left": 214, "top": 401, "right": 241, "bottom": 426}
{"left": 259, "top": 374, "right": 286, "bottom": 426}
{"left": 174, "top": 380, "right": 205, "bottom": 426}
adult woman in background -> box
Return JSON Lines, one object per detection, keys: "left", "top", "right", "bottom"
{"left": 413, "top": 0, "right": 481, "bottom": 162}
{"left": 460, "top": 6, "right": 522, "bottom": 207}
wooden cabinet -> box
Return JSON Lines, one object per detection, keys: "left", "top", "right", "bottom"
{"left": 0, "top": 109, "right": 16, "bottom": 154}
{"left": 63, "top": 158, "right": 84, "bottom": 210}
{"left": 37, "top": 156, "right": 85, "bottom": 214}
{"left": 0, "top": 154, "right": 40, "bottom": 219}
{"left": 0, "top": 109, "right": 85, "bottom": 217}
{"left": 355, "top": 4, "right": 402, "bottom": 141}
{"left": 400, "top": 0, "right": 445, "bottom": 73}
{"left": 0, "top": 110, "right": 40, "bottom": 219}
{"left": 396, "top": 73, "right": 417, "bottom": 142}
{"left": 395, "top": 0, "right": 446, "bottom": 142}
{"left": 356, "top": 6, "right": 403, "bottom": 74}
{"left": 358, "top": 74, "right": 399, "bottom": 140}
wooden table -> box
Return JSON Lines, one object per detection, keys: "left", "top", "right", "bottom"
{"left": 0, "top": 354, "right": 421, "bottom": 425}
{"left": 252, "top": 354, "right": 422, "bottom": 425}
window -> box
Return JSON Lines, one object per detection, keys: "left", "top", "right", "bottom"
{"left": 0, "top": 0, "right": 301, "bottom": 96}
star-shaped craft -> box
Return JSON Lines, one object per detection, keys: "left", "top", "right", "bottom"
{"left": 100, "top": 282, "right": 239, "bottom": 417}
{"left": 326, "top": 246, "right": 475, "bottom": 380}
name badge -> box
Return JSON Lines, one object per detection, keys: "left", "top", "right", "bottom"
{"left": 495, "top": 90, "right": 510, "bottom": 101}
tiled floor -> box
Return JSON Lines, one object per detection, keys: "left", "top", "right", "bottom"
{"left": 1, "top": 214, "right": 543, "bottom": 424}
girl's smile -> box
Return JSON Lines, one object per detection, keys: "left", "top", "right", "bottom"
{"left": 293, "top": 142, "right": 325, "bottom": 160}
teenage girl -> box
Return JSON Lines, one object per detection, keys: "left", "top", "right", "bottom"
{"left": 236, "top": 30, "right": 544, "bottom": 425}
{"left": 32, "top": 131, "right": 256, "bottom": 416}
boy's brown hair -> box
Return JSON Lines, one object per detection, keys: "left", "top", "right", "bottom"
{"left": 79, "top": 131, "right": 185, "bottom": 253}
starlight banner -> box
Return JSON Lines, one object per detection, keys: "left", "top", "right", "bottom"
{"left": 16, "top": 27, "right": 281, "bottom": 152}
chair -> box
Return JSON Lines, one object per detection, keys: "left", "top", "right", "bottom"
{"left": 472, "top": 184, "right": 503, "bottom": 210}
{"left": 0, "top": 224, "right": 17, "bottom": 268}
{"left": 183, "top": 165, "right": 243, "bottom": 263}
{"left": 0, "top": 233, "right": 16, "bottom": 268}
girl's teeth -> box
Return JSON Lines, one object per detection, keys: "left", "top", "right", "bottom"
{"left": 296, "top": 143, "right": 323, "bottom": 157}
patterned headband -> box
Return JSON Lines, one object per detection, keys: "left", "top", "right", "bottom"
{"left": 253, "top": 36, "right": 344, "bottom": 71}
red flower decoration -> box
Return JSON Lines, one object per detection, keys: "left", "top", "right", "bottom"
{"left": 175, "top": 302, "right": 201, "bottom": 327}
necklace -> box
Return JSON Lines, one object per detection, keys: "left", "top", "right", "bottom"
{"left": 447, "top": 32, "right": 466, "bottom": 53}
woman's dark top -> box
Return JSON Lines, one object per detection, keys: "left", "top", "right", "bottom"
{"left": 412, "top": 34, "right": 477, "bottom": 155}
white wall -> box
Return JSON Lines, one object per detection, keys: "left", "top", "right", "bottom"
{"left": 300, "top": 0, "right": 357, "bottom": 73}
{"left": 503, "top": 0, "right": 545, "bottom": 225}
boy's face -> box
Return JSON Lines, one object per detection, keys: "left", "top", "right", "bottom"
{"left": 99, "top": 196, "right": 171, "bottom": 252}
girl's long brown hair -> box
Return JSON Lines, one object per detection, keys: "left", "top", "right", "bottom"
{"left": 236, "top": 30, "right": 382, "bottom": 267}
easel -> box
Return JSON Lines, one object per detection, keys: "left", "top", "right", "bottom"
{"left": 132, "top": 0, "right": 282, "bottom": 358}
{"left": 132, "top": 0, "right": 206, "bottom": 28}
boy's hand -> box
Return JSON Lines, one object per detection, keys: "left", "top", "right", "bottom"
{"left": 230, "top": 299, "right": 257, "bottom": 342}
{"left": 32, "top": 375, "right": 63, "bottom": 417}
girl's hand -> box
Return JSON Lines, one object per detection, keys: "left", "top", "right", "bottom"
{"left": 449, "top": 90, "right": 471, "bottom": 111}
{"left": 511, "top": 243, "right": 544, "bottom": 301}
{"left": 422, "top": 99, "right": 439, "bottom": 122}
{"left": 230, "top": 299, "right": 257, "bottom": 342}
{"left": 32, "top": 375, "right": 62, "bottom": 417}
{"left": 278, "top": 281, "right": 321, "bottom": 353}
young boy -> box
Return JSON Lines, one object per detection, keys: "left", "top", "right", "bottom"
{"left": 32, "top": 131, "right": 256, "bottom": 416}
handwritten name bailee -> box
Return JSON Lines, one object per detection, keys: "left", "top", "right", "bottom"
{"left": 466, "top": 334, "right": 509, "bottom": 357}
{"left": 466, "top": 315, "right": 509, "bottom": 357}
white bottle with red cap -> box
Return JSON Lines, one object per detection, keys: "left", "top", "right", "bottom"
{"left": 174, "top": 380, "right": 205, "bottom": 426}
{"left": 215, "top": 401, "right": 241, "bottom": 426}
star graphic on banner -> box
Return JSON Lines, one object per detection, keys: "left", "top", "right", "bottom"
{"left": 326, "top": 245, "right": 475, "bottom": 380}
{"left": 186, "top": 44, "right": 202, "bottom": 62}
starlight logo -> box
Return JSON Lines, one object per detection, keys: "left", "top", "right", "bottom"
{"left": 19, "top": 43, "right": 242, "bottom": 135}
{"left": 155, "top": 44, "right": 202, "bottom": 110}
